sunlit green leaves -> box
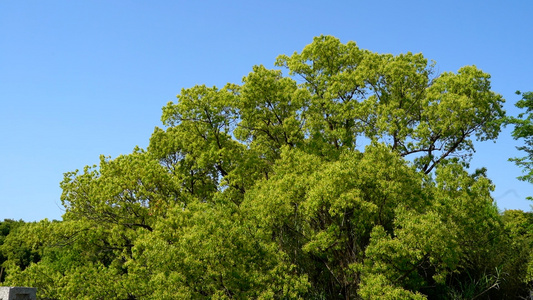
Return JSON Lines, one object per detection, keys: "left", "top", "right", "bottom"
{"left": 506, "top": 91, "right": 533, "bottom": 185}
{"left": 244, "top": 144, "right": 426, "bottom": 297}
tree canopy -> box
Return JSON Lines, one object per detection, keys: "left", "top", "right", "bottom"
{"left": 3, "top": 36, "right": 531, "bottom": 299}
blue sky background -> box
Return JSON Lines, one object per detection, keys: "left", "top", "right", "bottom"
{"left": 1, "top": 1, "right": 532, "bottom": 221}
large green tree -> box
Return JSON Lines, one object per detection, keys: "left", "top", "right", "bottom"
{"left": 3, "top": 36, "right": 518, "bottom": 299}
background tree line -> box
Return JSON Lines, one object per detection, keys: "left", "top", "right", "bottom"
{"left": 1, "top": 36, "right": 533, "bottom": 299}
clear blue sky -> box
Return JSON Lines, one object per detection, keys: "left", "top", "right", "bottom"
{"left": 1, "top": 1, "right": 532, "bottom": 221}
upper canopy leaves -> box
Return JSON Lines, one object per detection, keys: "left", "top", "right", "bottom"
{"left": 275, "top": 35, "right": 504, "bottom": 172}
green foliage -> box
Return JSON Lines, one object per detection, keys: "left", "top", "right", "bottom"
{"left": 506, "top": 91, "right": 533, "bottom": 188}
{"left": 1, "top": 219, "right": 135, "bottom": 299}
{"left": 126, "top": 200, "right": 308, "bottom": 299}
{"left": 243, "top": 143, "right": 427, "bottom": 298}
{"left": 0, "top": 219, "right": 25, "bottom": 282}
{"left": 275, "top": 36, "right": 504, "bottom": 172}
{"left": 3, "top": 36, "right": 525, "bottom": 299}
{"left": 362, "top": 163, "right": 508, "bottom": 298}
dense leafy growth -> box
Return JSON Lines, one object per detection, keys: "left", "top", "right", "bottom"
{"left": 1, "top": 36, "right": 532, "bottom": 299}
